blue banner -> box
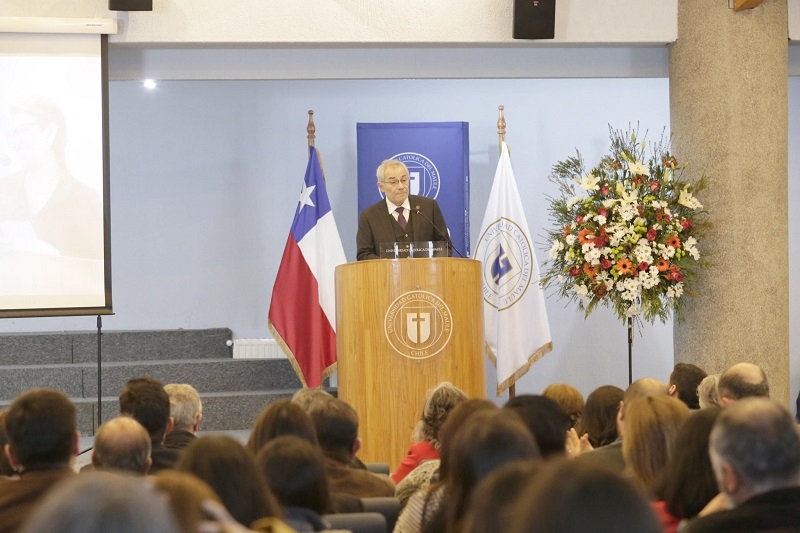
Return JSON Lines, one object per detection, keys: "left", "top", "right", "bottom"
{"left": 357, "top": 122, "right": 470, "bottom": 257}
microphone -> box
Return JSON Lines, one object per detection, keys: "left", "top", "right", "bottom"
{"left": 414, "top": 205, "right": 465, "bottom": 258}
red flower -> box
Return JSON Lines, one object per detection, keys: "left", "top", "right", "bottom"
{"left": 662, "top": 155, "right": 678, "bottom": 169}
{"left": 576, "top": 214, "right": 585, "bottom": 225}
{"left": 681, "top": 219, "right": 692, "bottom": 230}
{"left": 600, "top": 184, "right": 611, "bottom": 196}
{"left": 672, "top": 272, "right": 684, "bottom": 282}
{"left": 646, "top": 228, "right": 657, "bottom": 241}
{"left": 649, "top": 181, "right": 660, "bottom": 192}
{"left": 600, "top": 257, "right": 612, "bottom": 270}
{"left": 569, "top": 267, "right": 581, "bottom": 277}
{"left": 597, "top": 207, "right": 609, "bottom": 218}
{"left": 637, "top": 204, "right": 645, "bottom": 214}
{"left": 633, "top": 176, "right": 645, "bottom": 186}
{"left": 638, "top": 262, "right": 649, "bottom": 271}
{"left": 563, "top": 225, "right": 572, "bottom": 237}
{"left": 595, "top": 285, "right": 607, "bottom": 298}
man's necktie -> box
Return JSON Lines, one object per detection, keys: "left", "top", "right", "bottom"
{"left": 396, "top": 206, "right": 407, "bottom": 230}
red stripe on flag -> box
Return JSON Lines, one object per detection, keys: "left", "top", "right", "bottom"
{"left": 268, "top": 233, "right": 337, "bottom": 388}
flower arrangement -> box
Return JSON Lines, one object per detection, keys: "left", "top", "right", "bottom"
{"left": 541, "top": 126, "right": 708, "bottom": 324}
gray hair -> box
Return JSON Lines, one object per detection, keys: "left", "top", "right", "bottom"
{"left": 164, "top": 383, "right": 202, "bottom": 430}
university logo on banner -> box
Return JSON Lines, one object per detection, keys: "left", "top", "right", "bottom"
{"left": 478, "top": 217, "right": 533, "bottom": 310}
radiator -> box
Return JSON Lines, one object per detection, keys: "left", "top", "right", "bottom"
{"left": 232, "top": 339, "right": 285, "bottom": 360}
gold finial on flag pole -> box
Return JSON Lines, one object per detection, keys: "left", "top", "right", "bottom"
{"left": 307, "top": 110, "right": 316, "bottom": 149}
{"left": 497, "top": 105, "right": 506, "bottom": 155}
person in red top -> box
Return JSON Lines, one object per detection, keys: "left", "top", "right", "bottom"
{"left": 392, "top": 382, "right": 467, "bottom": 484}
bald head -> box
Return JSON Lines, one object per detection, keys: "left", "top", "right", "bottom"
{"left": 92, "top": 416, "right": 152, "bottom": 474}
{"left": 718, "top": 363, "right": 769, "bottom": 405}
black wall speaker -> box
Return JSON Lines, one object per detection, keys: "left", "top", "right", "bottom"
{"left": 109, "top": 0, "right": 153, "bottom": 11}
{"left": 513, "top": 0, "right": 556, "bottom": 40}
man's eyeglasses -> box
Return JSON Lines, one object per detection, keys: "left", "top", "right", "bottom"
{"left": 382, "top": 178, "right": 409, "bottom": 186}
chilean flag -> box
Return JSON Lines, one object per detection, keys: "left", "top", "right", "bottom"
{"left": 268, "top": 146, "right": 346, "bottom": 388}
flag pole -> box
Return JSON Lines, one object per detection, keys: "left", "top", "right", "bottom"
{"left": 497, "top": 105, "right": 516, "bottom": 400}
{"left": 307, "top": 110, "right": 316, "bottom": 150}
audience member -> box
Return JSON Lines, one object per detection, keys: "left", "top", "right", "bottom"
{"left": 257, "top": 435, "right": 336, "bottom": 531}
{"left": 20, "top": 471, "right": 179, "bottom": 533}
{"left": 163, "top": 383, "right": 202, "bottom": 451}
{"left": 177, "top": 434, "right": 282, "bottom": 528}
{"left": 684, "top": 398, "right": 800, "bottom": 532}
{"left": 433, "top": 409, "right": 540, "bottom": 533}
{"left": 541, "top": 383, "right": 584, "bottom": 429}
{"left": 509, "top": 459, "right": 662, "bottom": 533}
{"left": 504, "top": 395, "right": 570, "bottom": 458}
{"left": 668, "top": 363, "right": 707, "bottom": 409}
{"left": 248, "top": 399, "right": 318, "bottom": 455}
{"left": 717, "top": 363, "right": 769, "bottom": 405}
{"left": 119, "top": 376, "right": 180, "bottom": 473}
{"left": 393, "top": 382, "right": 467, "bottom": 484}
{"left": 153, "top": 470, "right": 222, "bottom": 533}
{"left": 394, "top": 398, "right": 497, "bottom": 533}
{"left": 622, "top": 395, "right": 690, "bottom": 495}
{"left": 292, "top": 388, "right": 334, "bottom": 413}
{"left": 652, "top": 407, "right": 721, "bottom": 533}
{"left": 307, "top": 398, "right": 394, "bottom": 498}
{"left": 574, "top": 385, "right": 624, "bottom": 448}
{"left": 91, "top": 416, "right": 152, "bottom": 475}
{"left": 462, "top": 460, "right": 543, "bottom": 533}
{"left": 0, "top": 388, "right": 78, "bottom": 533}
{"left": 698, "top": 374, "right": 721, "bottom": 409}
{"left": 575, "top": 377, "right": 667, "bottom": 473}
{"left": 0, "top": 410, "right": 14, "bottom": 478}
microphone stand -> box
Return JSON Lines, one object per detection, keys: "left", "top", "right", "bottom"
{"left": 414, "top": 205, "right": 465, "bottom": 258}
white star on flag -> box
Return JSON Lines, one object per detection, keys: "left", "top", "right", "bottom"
{"left": 298, "top": 183, "right": 316, "bottom": 212}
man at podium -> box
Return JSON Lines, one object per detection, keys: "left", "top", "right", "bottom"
{"left": 356, "top": 159, "right": 451, "bottom": 261}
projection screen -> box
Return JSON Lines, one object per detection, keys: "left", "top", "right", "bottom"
{"left": 0, "top": 27, "right": 112, "bottom": 317}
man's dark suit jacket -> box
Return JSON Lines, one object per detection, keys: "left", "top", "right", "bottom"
{"left": 356, "top": 195, "right": 450, "bottom": 261}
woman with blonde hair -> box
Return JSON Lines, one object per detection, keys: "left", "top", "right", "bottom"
{"left": 392, "top": 381, "right": 467, "bottom": 484}
{"left": 622, "top": 395, "right": 691, "bottom": 495}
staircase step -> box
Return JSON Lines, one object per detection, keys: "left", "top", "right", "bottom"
{"left": 0, "top": 328, "right": 233, "bottom": 366}
{"left": 82, "top": 358, "right": 300, "bottom": 397}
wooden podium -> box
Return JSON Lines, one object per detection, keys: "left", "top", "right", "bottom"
{"left": 335, "top": 258, "right": 486, "bottom": 469}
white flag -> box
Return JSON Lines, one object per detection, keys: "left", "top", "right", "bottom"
{"left": 476, "top": 142, "right": 552, "bottom": 395}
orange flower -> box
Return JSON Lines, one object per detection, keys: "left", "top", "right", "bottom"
{"left": 616, "top": 258, "right": 634, "bottom": 275}
{"left": 578, "top": 228, "right": 595, "bottom": 245}
{"left": 656, "top": 258, "right": 669, "bottom": 272}
{"left": 583, "top": 262, "right": 599, "bottom": 277}
{"left": 563, "top": 225, "right": 572, "bottom": 238}
{"left": 667, "top": 235, "right": 681, "bottom": 249}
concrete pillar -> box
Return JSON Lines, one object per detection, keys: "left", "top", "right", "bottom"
{"left": 670, "top": 0, "right": 789, "bottom": 403}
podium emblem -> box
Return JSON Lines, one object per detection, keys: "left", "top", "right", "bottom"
{"left": 385, "top": 290, "right": 452, "bottom": 360}
{"left": 476, "top": 217, "right": 533, "bottom": 310}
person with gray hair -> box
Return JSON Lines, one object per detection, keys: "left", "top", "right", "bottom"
{"left": 163, "top": 383, "right": 202, "bottom": 451}
{"left": 697, "top": 374, "right": 721, "bottom": 409}
{"left": 684, "top": 398, "right": 800, "bottom": 533}
{"left": 717, "top": 362, "right": 769, "bottom": 406}
{"left": 20, "top": 471, "right": 179, "bottom": 533}
{"left": 91, "top": 416, "right": 152, "bottom": 475}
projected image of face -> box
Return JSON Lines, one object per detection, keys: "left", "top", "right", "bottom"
{"left": 0, "top": 97, "right": 103, "bottom": 260}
